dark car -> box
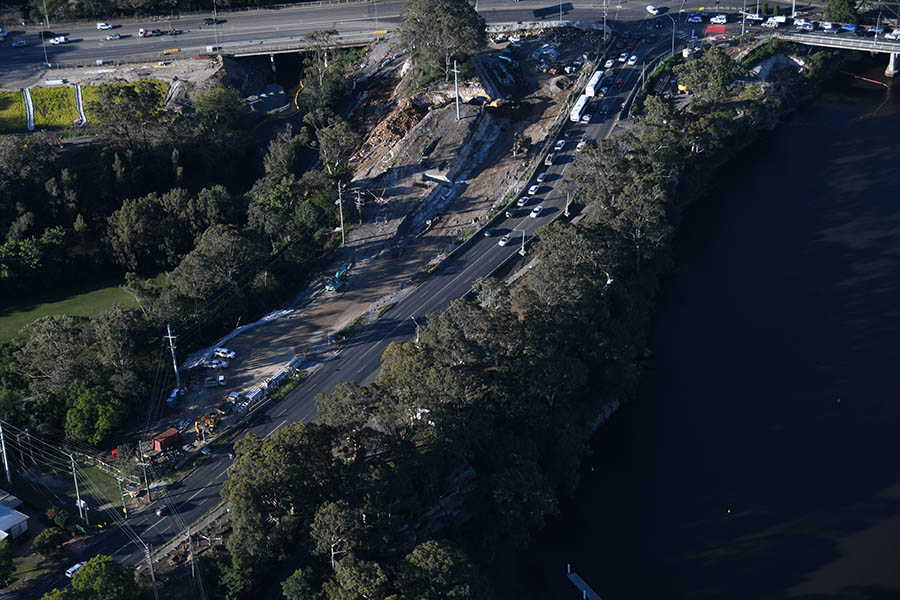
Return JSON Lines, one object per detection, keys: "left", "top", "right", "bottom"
{"left": 604, "top": 76, "right": 614, "bottom": 86}
{"left": 203, "top": 17, "right": 216, "bottom": 25}
{"left": 614, "top": 78, "right": 624, "bottom": 89}
{"left": 484, "top": 228, "right": 496, "bottom": 237}
{"left": 655, "top": 21, "right": 664, "bottom": 28}
{"left": 626, "top": 42, "right": 636, "bottom": 51}
{"left": 600, "top": 104, "right": 610, "bottom": 116}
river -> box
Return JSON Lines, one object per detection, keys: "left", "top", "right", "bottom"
{"left": 497, "top": 57, "right": 900, "bottom": 599}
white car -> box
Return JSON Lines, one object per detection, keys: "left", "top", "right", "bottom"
{"left": 204, "top": 359, "right": 229, "bottom": 369}
{"left": 746, "top": 13, "right": 764, "bottom": 21}
{"left": 96, "top": 22, "right": 113, "bottom": 30}
{"left": 687, "top": 15, "right": 704, "bottom": 23}
{"left": 65, "top": 562, "right": 86, "bottom": 578}
{"left": 884, "top": 28, "right": 900, "bottom": 40}
{"left": 618, "top": 52, "right": 628, "bottom": 62}
{"left": 604, "top": 58, "right": 615, "bottom": 69}
{"left": 576, "top": 140, "right": 588, "bottom": 152}
{"left": 517, "top": 195, "right": 530, "bottom": 207}
{"left": 536, "top": 172, "right": 547, "bottom": 183}
{"left": 11, "top": 40, "right": 26, "bottom": 47}
{"left": 48, "top": 36, "right": 69, "bottom": 45}
{"left": 581, "top": 113, "right": 592, "bottom": 123}
{"left": 530, "top": 206, "right": 543, "bottom": 218}
{"left": 710, "top": 14, "right": 727, "bottom": 24}
{"left": 528, "top": 184, "right": 540, "bottom": 195}
{"left": 107, "top": 33, "right": 121, "bottom": 40}
{"left": 819, "top": 21, "right": 835, "bottom": 31}
{"left": 214, "top": 348, "right": 236, "bottom": 360}
{"left": 627, "top": 54, "right": 638, "bottom": 65}
{"left": 544, "top": 153, "right": 555, "bottom": 166}
{"left": 554, "top": 139, "right": 566, "bottom": 151}
{"left": 646, "top": 5, "right": 660, "bottom": 15}
{"left": 498, "top": 234, "right": 511, "bottom": 247}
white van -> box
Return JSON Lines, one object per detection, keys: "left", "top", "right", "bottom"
{"left": 65, "top": 562, "right": 86, "bottom": 578}
{"left": 646, "top": 5, "right": 660, "bottom": 15}
{"left": 711, "top": 14, "right": 727, "bottom": 24}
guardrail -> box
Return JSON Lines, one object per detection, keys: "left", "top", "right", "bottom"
{"left": 775, "top": 31, "right": 900, "bottom": 53}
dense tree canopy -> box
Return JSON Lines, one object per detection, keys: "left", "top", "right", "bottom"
{"left": 399, "top": 0, "right": 486, "bottom": 81}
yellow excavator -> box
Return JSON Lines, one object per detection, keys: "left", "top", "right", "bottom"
{"left": 195, "top": 409, "right": 224, "bottom": 436}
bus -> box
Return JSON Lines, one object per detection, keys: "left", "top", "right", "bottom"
{"left": 585, "top": 70, "right": 603, "bottom": 97}
{"left": 570, "top": 94, "right": 589, "bottom": 122}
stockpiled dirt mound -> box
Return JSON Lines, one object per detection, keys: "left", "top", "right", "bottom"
{"left": 352, "top": 96, "right": 427, "bottom": 177}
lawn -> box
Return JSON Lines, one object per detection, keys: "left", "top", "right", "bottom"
{"left": 82, "top": 79, "right": 170, "bottom": 123}
{"left": 0, "top": 282, "right": 136, "bottom": 342}
{"left": 0, "top": 91, "right": 26, "bottom": 132}
{"left": 29, "top": 87, "right": 79, "bottom": 128}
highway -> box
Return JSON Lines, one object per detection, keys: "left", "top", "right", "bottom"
{"left": 0, "top": 0, "right": 735, "bottom": 69}
{"left": 17, "top": 2, "right": 728, "bottom": 595}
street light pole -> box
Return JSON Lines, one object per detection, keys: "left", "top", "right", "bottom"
{"left": 410, "top": 316, "right": 421, "bottom": 344}
{"left": 666, "top": 14, "right": 676, "bottom": 56}
{"left": 742, "top": 0, "right": 747, "bottom": 35}
{"left": 517, "top": 228, "right": 526, "bottom": 256}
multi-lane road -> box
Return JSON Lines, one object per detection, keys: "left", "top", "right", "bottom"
{"left": 16, "top": 1, "right": 728, "bottom": 595}
{"left": 0, "top": 0, "right": 742, "bottom": 70}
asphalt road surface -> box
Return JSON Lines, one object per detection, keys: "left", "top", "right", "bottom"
{"left": 0, "top": 0, "right": 773, "bottom": 70}
{"left": 16, "top": 3, "right": 762, "bottom": 596}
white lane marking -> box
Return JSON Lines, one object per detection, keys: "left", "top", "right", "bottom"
{"left": 264, "top": 419, "right": 288, "bottom": 439}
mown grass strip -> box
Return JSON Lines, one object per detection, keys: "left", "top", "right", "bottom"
{"left": 30, "top": 87, "right": 79, "bottom": 128}
{"left": 82, "top": 79, "right": 170, "bottom": 122}
{"left": 0, "top": 91, "right": 27, "bottom": 132}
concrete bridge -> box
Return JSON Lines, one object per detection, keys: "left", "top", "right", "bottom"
{"left": 774, "top": 31, "right": 900, "bottom": 76}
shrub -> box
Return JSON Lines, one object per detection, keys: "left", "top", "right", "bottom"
{"left": 0, "top": 91, "right": 26, "bottom": 132}
{"left": 32, "top": 527, "right": 68, "bottom": 556}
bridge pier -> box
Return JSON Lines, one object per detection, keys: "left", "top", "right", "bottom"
{"left": 886, "top": 53, "right": 899, "bottom": 78}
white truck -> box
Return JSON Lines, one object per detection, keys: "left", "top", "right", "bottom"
{"left": 49, "top": 36, "right": 69, "bottom": 44}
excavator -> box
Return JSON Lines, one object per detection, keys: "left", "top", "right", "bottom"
{"left": 195, "top": 408, "right": 224, "bottom": 436}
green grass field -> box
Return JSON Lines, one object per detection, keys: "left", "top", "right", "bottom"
{"left": 29, "top": 87, "right": 79, "bottom": 128}
{"left": 82, "top": 79, "right": 170, "bottom": 123}
{"left": 0, "top": 282, "right": 136, "bottom": 342}
{"left": 0, "top": 91, "right": 26, "bottom": 132}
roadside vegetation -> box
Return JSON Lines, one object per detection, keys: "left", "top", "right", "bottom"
{"left": 29, "top": 87, "right": 79, "bottom": 129}
{"left": 0, "top": 92, "right": 26, "bottom": 132}
{"left": 81, "top": 80, "right": 169, "bottom": 123}
{"left": 196, "top": 46, "right": 852, "bottom": 600}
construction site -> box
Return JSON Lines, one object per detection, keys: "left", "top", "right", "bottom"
{"left": 137, "top": 24, "right": 608, "bottom": 489}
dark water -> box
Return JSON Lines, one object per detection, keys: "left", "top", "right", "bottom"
{"left": 500, "top": 59, "right": 900, "bottom": 599}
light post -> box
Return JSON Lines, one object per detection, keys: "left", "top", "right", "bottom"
{"left": 564, "top": 193, "right": 572, "bottom": 217}
{"left": 516, "top": 228, "right": 526, "bottom": 256}
{"left": 666, "top": 14, "right": 676, "bottom": 56}
{"left": 742, "top": 0, "right": 747, "bottom": 35}
{"left": 410, "top": 316, "right": 421, "bottom": 344}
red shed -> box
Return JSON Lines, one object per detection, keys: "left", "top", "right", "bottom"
{"left": 152, "top": 428, "right": 181, "bottom": 452}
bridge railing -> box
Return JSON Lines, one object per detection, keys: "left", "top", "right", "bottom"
{"left": 775, "top": 31, "right": 900, "bottom": 53}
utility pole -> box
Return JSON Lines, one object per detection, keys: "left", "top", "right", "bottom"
{"left": 142, "top": 459, "right": 153, "bottom": 502}
{"left": 0, "top": 421, "right": 10, "bottom": 486}
{"left": 40, "top": 0, "right": 51, "bottom": 67}
{"left": 187, "top": 528, "right": 196, "bottom": 580}
{"left": 603, "top": 0, "right": 608, "bottom": 42}
{"left": 791, "top": 0, "right": 796, "bottom": 18}
{"left": 336, "top": 181, "right": 345, "bottom": 245}
{"left": 742, "top": 0, "right": 747, "bottom": 35}
{"left": 354, "top": 189, "right": 364, "bottom": 224}
{"left": 452, "top": 60, "right": 461, "bottom": 121}
{"left": 70, "top": 454, "right": 84, "bottom": 522}
{"left": 117, "top": 477, "right": 128, "bottom": 519}
{"left": 559, "top": 0, "right": 563, "bottom": 22}
{"left": 164, "top": 325, "right": 181, "bottom": 389}
{"left": 146, "top": 544, "right": 160, "bottom": 600}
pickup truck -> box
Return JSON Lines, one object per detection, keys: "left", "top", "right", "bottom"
{"left": 139, "top": 28, "right": 163, "bottom": 37}
{"left": 48, "top": 35, "right": 69, "bottom": 44}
